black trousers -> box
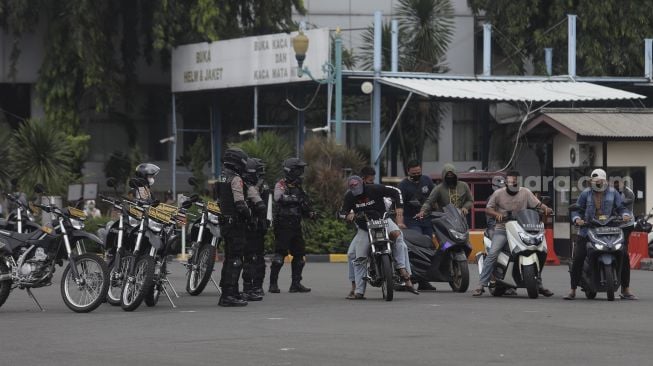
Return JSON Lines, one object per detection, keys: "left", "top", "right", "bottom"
{"left": 622, "top": 226, "right": 633, "bottom": 288}
{"left": 243, "top": 226, "right": 267, "bottom": 288}
{"left": 220, "top": 222, "right": 246, "bottom": 294}
{"left": 273, "top": 222, "right": 306, "bottom": 258}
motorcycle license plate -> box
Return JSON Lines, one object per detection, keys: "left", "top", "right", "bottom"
{"left": 594, "top": 227, "right": 620, "bottom": 235}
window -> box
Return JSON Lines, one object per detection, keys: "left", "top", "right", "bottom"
{"left": 452, "top": 104, "right": 480, "bottom": 161}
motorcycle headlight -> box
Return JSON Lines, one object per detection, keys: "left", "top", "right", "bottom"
{"left": 70, "top": 218, "right": 84, "bottom": 230}
{"left": 128, "top": 216, "right": 139, "bottom": 227}
{"left": 448, "top": 228, "right": 468, "bottom": 241}
{"left": 615, "top": 243, "right": 623, "bottom": 250}
{"left": 594, "top": 243, "right": 605, "bottom": 251}
{"left": 208, "top": 213, "right": 220, "bottom": 225}
{"left": 518, "top": 232, "right": 543, "bottom": 245}
{"left": 148, "top": 220, "right": 163, "bottom": 233}
{"left": 373, "top": 229, "right": 386, "bottom": 241}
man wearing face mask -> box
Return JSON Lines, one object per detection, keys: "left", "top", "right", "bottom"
{"left": 399, "top": 160, "right": 434, "bottom": 235}
{"left": 565, "top": 169, "right": 633, "bottom": 300}
{"left": 613, "top": 179, "right": 638, "bottom": 300}
{"left": 472, "top": 171, "right": 554, "bottom": 296}
{"left": 132, "top": 163, "right": 160, "bottom": 203}
{"left": 340, "top": 175, "right": 418, "bottom": 299}
{"left": 416, "top": 163, "right": 474, "bottom": 219}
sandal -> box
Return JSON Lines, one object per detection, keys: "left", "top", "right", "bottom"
{"left": 539, "top": 288, "right": 554, "bottom": 297}
{"left": 472, "top": 288, "right": 485, "bottom": 296}
{"left": 620, "top": 293, "right": 638, "bottom": 300}
{"left": 346, "top": 293, "right": 366, "bottom": 300}
{"left": 563, "top": 292, "right": 575, "bottom": 300}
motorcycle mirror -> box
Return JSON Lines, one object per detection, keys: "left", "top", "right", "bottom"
{"left": 33, "top": 183, "right": 46, "bottom": 194}
{"left": 181, "top": 200, "right": 193, "bottom": 209}
{"left": 150, "top": 200, "right": 160, "bottom": 207}
{"left": 188, "top": 177, "right": 198, "bottom": 187}
{"left": 190, "top": 194, "right": 199, "bottom": 202}
{"left": 106, "top": 177, "right": 117, "bottom": 188}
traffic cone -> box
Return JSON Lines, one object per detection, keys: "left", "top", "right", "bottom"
{"left": 545, "top": 228, "right": 560, "bottom": 265}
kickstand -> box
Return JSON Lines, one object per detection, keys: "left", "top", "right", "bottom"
{"left": 211, "top": 276, "right": 222, "bottom": 294}
{"left": 26, "top": 288, "right": 45, "bottom": 312}
{"left": 165, "top": 278, "right": 180, "bottom": 298}
{"left": 161, "top": 283, "right": 177, "bottom": 308}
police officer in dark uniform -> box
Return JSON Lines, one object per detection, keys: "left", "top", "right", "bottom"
{"left": 241, "top": 158, "right": 268, "bottom": 301}
{"left": 131, "top": 163, "right": 160, "bottom": 202}
{"left": 216, "top": 148, "right": 251, "bottom": 307}
{"left": 269, "top": 158, "right": 316, "bottom": 293}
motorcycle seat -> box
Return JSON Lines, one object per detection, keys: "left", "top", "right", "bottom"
{"left": 403, "top": 229, "right": 433, "bottom": 249}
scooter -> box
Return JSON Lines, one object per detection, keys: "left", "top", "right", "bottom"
{"left": 477, "top": 209, "right": 548, "bottom": 299}
{"left": 402, "top": 204, "right": 471, "bottom": 292}
{"left": 570, "top": 204, "right": 627, "bottom": 301}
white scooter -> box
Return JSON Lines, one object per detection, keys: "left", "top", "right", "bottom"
{"left": 477, "top": 209, "right": 548, "bottom": 299}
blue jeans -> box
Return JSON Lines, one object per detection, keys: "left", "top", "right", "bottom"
{"left": 478, "top": 229, "right": 507, "bottom": 287}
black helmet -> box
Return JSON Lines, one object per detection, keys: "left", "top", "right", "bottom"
{"left": 223, "top": 147, "right": 249, "bottom": 174}
{"left": 283, "top": 157, "right": 307, "bottom": 182}
{"left": 243, "top": 158, "right": 258, "bottom": 185}
{"left": 135, "top": 163, "right": 160, "bottom": 178}
{"left": 252, "top": 158, "right": 266, "bottom": 178}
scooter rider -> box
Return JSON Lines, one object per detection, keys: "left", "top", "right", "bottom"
{"left": 341, "top": 175, "right": 418, "bottom": 299}
{"left": 472, "top": 171, "right": 554, "bottom": 296}
{"left": 132, "top": 163, "right": 160, "bottom": 202}
{"left": 216, "top": 148, "right": 251, "bottom": 307}
{"left": 564, "top": 169, "right": 633, "bottom": 300}
{"left": 416, "top": 163, "right": 473, "bottom": 219}
{"left": 241, "top": 158, "right": 268, "bottom": 301}
{"left": 269, "top": 158, "right": 316, "bottom": 294}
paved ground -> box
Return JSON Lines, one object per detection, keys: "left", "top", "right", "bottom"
{"left": 1, "top": 262, "right": 652, "bottom": 366}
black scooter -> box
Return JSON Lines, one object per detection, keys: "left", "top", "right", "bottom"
{"left": 403, "top": 204, "right": 471, "bottom": 292}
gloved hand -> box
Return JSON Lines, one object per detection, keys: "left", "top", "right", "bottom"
{"left": 235, "top": 200, "right": 251, "bottom": 220}
{"left": 255, "top": 201, "right": 266, "bottom": 218}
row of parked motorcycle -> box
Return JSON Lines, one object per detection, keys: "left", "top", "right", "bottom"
{"left": 0, "top": 177, "right": 219, "bottom": 313}
{"left": 1, "top": 178, "right": 651, "bottom": 311}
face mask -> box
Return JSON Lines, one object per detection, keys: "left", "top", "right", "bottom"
{"left": 592, "top": 182, "right": 604, "bottom": 192}
{"left": 148, "top": 177, "right": 155, "bottom": 186}
{"left": 445, "top": 176, "right": 457, "bottom": 186}
{"left": 349, "top": 179, "right": 364, "bottom": 196}
{"left": 409, "top": 174, "right": 421, "bottom": 182}
{"left": 506, "top": 182, "right": 519, "bottom": 196}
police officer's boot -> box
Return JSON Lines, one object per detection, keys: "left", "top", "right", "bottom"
{"left": 219, "top": 258, "right": 248, "bottom": 307}
{"left": 289, "top": 257, "right": 311, "bottom": 293}
{"left": 269, "top": 255, "right": 284, "bottom": 293}
{"left": 241, "top": 256, "right": 262, "bottom": 301}
{"left": 252, "top": 254, "right": 266, "bottom": 297}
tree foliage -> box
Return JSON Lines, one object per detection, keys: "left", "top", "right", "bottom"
{"left": 231, "top": 132, "right": 294, "bottom": 187}
{"left": 468, "top": 0, "right": 653, "bottom": 76}
{"left": 359, "top": 0, "right": 453, "bottom": 170}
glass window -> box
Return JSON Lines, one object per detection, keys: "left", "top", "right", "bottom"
{"left": 452, "top": 104, "right": 480, "bottom": 161}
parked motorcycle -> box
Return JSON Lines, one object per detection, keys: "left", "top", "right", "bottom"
{"left": 119, "top": 178, "right": 188, "bottom": 311}
{"left": 477, "top": 209, "right": 548, "bottom": 299}
{"left": 0, "top": 192, "right": 40, "bottom": 233}
{"left": 184, "top": 177, "right": 221, "bottom": 296}
{"left": 634, "top": 208, "right": 653, "bottom": 257}
{"left": 570, "top": 204, "right": 627, "bottom": 301}
{"left": 358, "top": 211, "right": 400, "bottom": 301}
{"left": 403, "top": 204, "right": 471, "bottom": 292}
{"left": 0, "top": 184, "right": 109, "bottom": 312}
{"left": 98, "top": 178, "right": 143, "bottom": 306}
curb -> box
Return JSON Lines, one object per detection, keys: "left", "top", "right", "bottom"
{"left": 176, "top": 253, "right": 349, "bottom": 263}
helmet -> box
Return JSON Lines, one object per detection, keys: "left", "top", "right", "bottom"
{"left": 135, "top": 163, "right": 160, "bottom": 178}
{"left": 252, "top": 158, "right": 266, "bottom": 178}
{"left": 223, "top": 148, "right": 249, "bottom": 174}
{"left": 283, "top": 157, "right": 307, "bottom": 182}
{"left": 243, "top": 158, "right": 259, "bottom": 185}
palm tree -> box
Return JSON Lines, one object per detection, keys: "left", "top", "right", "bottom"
{"left": 358, "top": 0, "right": 454, "bottom": 172}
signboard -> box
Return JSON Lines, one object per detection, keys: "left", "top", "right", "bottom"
{"left": 171, "top": 28, "right": 330, "bottom": 92}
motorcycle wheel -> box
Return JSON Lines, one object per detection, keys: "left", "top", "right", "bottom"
{"left": 449, "top": 260, "right": 469, "bottom": 293}
{"left": 523, "top": 264, "right": 539, "bottom": 299}
{"left": 61, "top": 253, "right": 110, "bottom": 313}
{"left": 121, "top": 256, "right": 155, "bottom": 312}
{"left": 0, "top": 260, "right": 12, "bottom": 308}
{"left": 380, "top": 255, "right": 394, "bottom": 302}
{"left": 604, "top": 264, "right": 615, "bottom": 301}
{"left": 186, "top": 244, "right": 216, "bottom": 296}
{"left": 584, "top": 289, "right": 597, "bottom": 299}
{"left": 145, "top": 259, "right": 166, "bottom": 307}
{"left": 107, "top": 255, "right": 132, "bottom": 306}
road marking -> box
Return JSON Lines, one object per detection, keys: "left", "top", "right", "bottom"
{"left": 280, "top": 348, "right": 295, "bottom": 351}
{"left": 180, "top": 310, "right": 197, "bottom": 313}
{"left": 268, "top": 317, "right": 286, "bottom": 320}
{"left": 430, "top": 304, "right": 441, "bottom": 307}
{"left": 523, "top": 310, "right": 538, "bottom": 313}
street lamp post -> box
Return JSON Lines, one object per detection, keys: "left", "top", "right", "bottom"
{"left": 292, "top": 27, "right": 344, "bottom": 146}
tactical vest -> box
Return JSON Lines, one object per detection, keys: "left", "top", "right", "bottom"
{"left": 274, "top": 181, "right": 303, "bottom": 218}
{"left": 217, "top": 174, "right": 239, "bottom": 217}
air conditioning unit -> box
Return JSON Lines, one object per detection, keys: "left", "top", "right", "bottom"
{"left": 569, "top": 143, "right": 595, "bottom": 167}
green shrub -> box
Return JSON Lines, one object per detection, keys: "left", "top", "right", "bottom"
{"left": 82, "top": 215, "right": 113, "bottom": 253}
